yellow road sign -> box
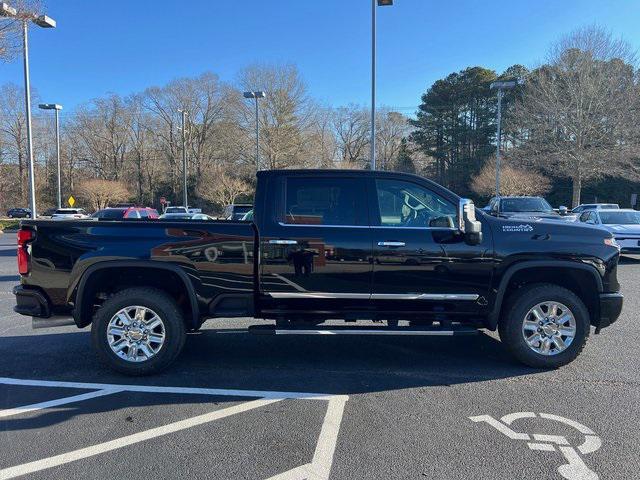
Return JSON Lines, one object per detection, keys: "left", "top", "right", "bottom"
{"left": 68, "top": 195, "right": 75, "bottom": 207}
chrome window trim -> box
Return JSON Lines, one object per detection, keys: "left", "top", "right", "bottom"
{"left": 277, "top": 221, "right": 457, "bottom": 231}
{"left": 269, "top": 292, "right": 479, "bottom": 301}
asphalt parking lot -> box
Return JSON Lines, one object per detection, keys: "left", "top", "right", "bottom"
{"left": 1, "top": 233, "right": 639, "bottom": 479}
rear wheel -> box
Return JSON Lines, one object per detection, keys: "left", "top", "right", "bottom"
{"left": 498, "top": 284, "right": 589, "bottom": 368}
{"left": 91, "top": 287, "right": 186, "bottom": 375}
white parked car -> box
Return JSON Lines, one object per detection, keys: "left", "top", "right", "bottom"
{"left": 50, "top": 208, "right": 90, "bottom": 220}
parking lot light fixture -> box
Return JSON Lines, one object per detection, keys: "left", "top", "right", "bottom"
{"left": 371, "top": 0, "right": 394, "bottom": 171}
{"left": 490, "top": 79, "right": 521, "bottom": 197}
{"left": 0, "top": 2, "right": 57, "bottom": 218}
{"left": 243, "top": 91, "right": 267, "bottom": 171}
{"left": 0, "top": 2, "right": 17, "bottom": 16}
{"left": 38, "top": 104, "right": 63, "bottom": 209}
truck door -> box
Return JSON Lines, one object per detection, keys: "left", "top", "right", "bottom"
{"left": 369, "top": 176, "right": 493, "bottom": 316}
{"left": 259, "top": 174, "right": 373, "bottom": 306}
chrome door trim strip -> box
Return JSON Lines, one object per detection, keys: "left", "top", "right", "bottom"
{"left": 275, "top": 329, "right": 456, "bottom": 336}
{"left": 268, "top": 292, "right": 371, "bottom": 299}
{"left": 268, "top": 292, "right": 479, "bottom": 301}
{"left": 371, "top": 293, "right": 479, "bottom": 301}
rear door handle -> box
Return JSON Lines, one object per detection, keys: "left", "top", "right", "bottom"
{"left": 269, "top": 239, "right": 298, "bottom": 245}
{"left": 377, "top": 241, "right": 406, "bottom": 247}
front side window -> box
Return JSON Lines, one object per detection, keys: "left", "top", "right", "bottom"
{"left": 283, "top": 177, "right": 367, "bottom": 226}
{"left": 375, "top": 179, "right": 457, "bottom": 228}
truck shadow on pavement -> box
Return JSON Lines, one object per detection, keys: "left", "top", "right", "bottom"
{"left": 0, "top": 328, "right": 540, "bottom": 399}
{"left": 0, "top": 328, "right": 544, "bottom": 432}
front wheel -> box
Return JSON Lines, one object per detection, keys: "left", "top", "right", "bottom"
{"left": 91, "top": 287, "right": 186, "bottom": 375}
{"left": 499, "top": 284, "right": 590, "bottom": 368}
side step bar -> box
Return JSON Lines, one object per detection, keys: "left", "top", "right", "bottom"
{"left": 248, "top": 325, "right": 478, "bottom": 336}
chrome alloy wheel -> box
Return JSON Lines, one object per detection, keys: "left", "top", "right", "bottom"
{"left": 107, "top": 306, "right": 166, "bottom": 363}
{"left": 522, "top": 301, "right": 576, "bottom": 356}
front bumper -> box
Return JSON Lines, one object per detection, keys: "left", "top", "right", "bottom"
{"left": 13, "top": 285, "right": 51, "bottom": 317}
{"left": 615, "top": 238, "right": 640, "bottom": 254}
{"left": 597, "top": 292, "right": 623, "bottom": 330}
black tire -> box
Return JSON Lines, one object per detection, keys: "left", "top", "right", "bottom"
{"left": 498, "top": 283, "right": 590, "bottom": 368}
{"left": 91, "top": 287, "right": 186, "bottom": 375}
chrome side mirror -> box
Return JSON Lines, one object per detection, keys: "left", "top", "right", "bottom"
{"left": 459, "top": 199, "right": 482, "bottom": 245}
{"left": 559, "top": 206, "right": 568, "bottom": 216}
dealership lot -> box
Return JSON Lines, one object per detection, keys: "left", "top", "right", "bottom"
{"left": 1, "top": 234, "right": 639, "bottom": 479}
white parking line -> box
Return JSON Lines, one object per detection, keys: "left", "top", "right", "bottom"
{"left": 0, "top": 377, "right": 349, "bottom": 480}
{"left": 0, "top": 388, "right": 123, "bottom": 419}
{"left": 0, "top": 398, "right": 280, "bottom": 479}
{"left": 0, "top": 377, "right": 347, "bottom": 401}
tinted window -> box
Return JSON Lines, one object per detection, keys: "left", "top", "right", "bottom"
{"left": 139, "top": 209, "right": 149, "bottom": 218}
{"left": 93, "top": 209, "right": 126, "bottom": 219}
{"left": 375, "top": 179, "right": 456, "bottom": 228}
{"left": 579, "top": 212, "right": 591, "bottom": 222}
{"left": 284, "top": 177, "right": 367, "bottom": 226}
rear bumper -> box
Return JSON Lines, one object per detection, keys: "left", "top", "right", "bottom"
{"left": 13, "top": 285, "right": 51, "bottom": 317}
{"left": 597, "top": 292, "right": 623, "bottom": 330}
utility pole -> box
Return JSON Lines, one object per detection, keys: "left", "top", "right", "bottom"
{"left": 180, "top": 110, "right": 188, "bottom": 208}
{"left": 490, "top": 80, "right": 520, "bottom": 197}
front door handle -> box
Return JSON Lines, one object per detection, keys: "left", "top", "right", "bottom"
{"left": 377, "top": 241, "right": 406, "bottom": 247}
{"left": 269, "top": 239, "right": 298, "bottom": 245}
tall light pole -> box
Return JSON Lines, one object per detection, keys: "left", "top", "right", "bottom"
{"left": 371, "top": 0, "right": 394, "bottom": 171}
{"left": 178, "top": 109, "right": 188, "bottom": 208}
{"left": 243, "top": 91, "right": 266, "bottom": 171}
{"left": 38, "top": 103, "right": 63, "bottom": 209}
{"left": 1, "top": 2, "right": 56, "bottom": 218}
{"left": 490, "top": 80, "right": 518, "bottom": 197}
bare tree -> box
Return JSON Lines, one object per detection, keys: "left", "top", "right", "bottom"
{"left": 75, "top": 179, "right": 129, "bottom": 211}
{"left": 237, "top": 64, "right": 313, "bottom": 169}
{"left": 376, "top": 110, "right": 410, "bottom": 170}
{"left": 471, "top": 160, "right": 551, "bottom": 197}
{"left": 512, "top": 26, "right": 639, "bottom": 206}
{"left": 198, "top": 168, "right": 252, "bottom": 210}
{"left": 332, "top": 105, "right": 370, "bottom": 167}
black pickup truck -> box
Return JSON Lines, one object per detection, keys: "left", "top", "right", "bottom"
{"left": 13, "top": 170, "right": 623, "bottom": 375}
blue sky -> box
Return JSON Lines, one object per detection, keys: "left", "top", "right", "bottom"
{"left": 2, "top": 0, "right": 639, "bottom": 114}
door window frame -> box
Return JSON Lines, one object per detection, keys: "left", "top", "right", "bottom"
{"left": 368, "top": 177, "right": 459, "bottom": 230}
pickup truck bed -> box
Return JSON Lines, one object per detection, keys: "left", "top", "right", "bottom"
{"left": 14, "top": 169, "right": 623, "bottom": 375}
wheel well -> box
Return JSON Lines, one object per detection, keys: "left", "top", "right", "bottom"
{"left": 497, "top": 267, "right": 599, "bottom": 326}
{"left": 75, "top": 266, "right": 196, "bottom": 328}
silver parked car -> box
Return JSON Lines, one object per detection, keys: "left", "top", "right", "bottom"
{"left": 571, "top": 203, "right": 620, "bottom": 214}
{"left": 578, "top": 208, "right": 640, "bottom": 254}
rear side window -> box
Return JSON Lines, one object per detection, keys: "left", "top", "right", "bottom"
{"left": 139, "top": 210, "right": 149, "bottom": 218}
{"left": 283, "top": 177, "right": 367, "bottom": 226}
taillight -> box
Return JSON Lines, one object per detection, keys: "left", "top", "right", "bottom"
{"left": 17, "top": 228, "right": 34, "bottom": 275}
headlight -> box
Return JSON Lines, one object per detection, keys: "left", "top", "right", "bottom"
{"left": 604, "top": 237, "right": 620, "bottom": 249}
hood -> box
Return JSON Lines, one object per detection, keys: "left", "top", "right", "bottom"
{"left": 601, "top": 224, "right": 640, "bottom": 236}
{"left": 499, "top": 211, "right": 575, "bottom": 222}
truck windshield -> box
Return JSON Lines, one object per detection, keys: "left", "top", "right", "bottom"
{"left": 599, "top": 211, "right": 640, "bottom": 225}
{"left": 501, "top": 198, "right": 553, "bottom": 213}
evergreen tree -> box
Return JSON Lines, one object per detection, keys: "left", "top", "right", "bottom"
{"left": 395, "top": 138, "right": 415, "bottom": 174}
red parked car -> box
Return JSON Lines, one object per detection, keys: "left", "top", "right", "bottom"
{"left": 91, "top": 207, "right": 159, "bottom": 220}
